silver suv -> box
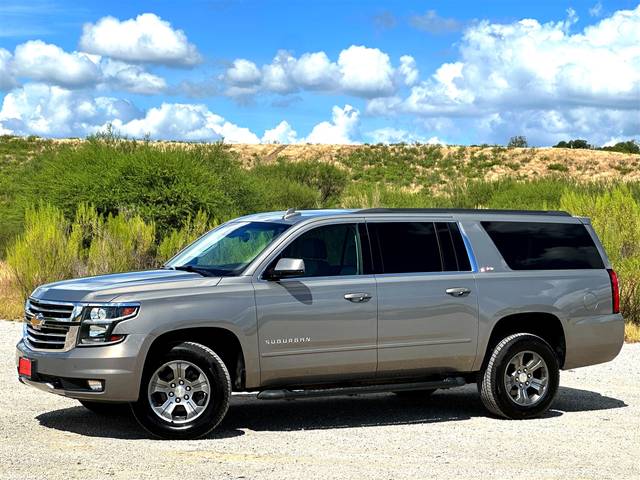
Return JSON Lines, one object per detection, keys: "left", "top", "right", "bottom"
{"left": 16, "top": 208, "right": 624, "bottom": 439}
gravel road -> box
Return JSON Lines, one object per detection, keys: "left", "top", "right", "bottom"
{"left": 0, "top": 319, "right": 638, "bottom": 480}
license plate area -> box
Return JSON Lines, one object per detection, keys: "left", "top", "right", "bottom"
{"left": 18, "top": 357, "right": 35, "bottom": 378}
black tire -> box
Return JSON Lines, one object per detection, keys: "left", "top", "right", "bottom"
{"left": 393, "top": 389, "right": 437, "bottom": 398}
{"left": 131, "top": 342, "right": 231, "bottom": 439}
{"left": 478, "top": 333, "right": 559, "bottom": 419}
{"left": 79, "top": 400, "right": 129, "bottom": 415}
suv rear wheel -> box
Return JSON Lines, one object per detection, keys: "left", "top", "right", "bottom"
{"left": 478, "top": 333, "right": 559, "bottom": 419}
{"left": 131, "top": 342, "right": 231, "bottom": 439}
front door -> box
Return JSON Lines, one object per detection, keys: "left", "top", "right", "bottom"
{"left": 254, "top": 220, "right": 378, "bottom": 386}
{"left": 367, "top": 220, "right": 479, "bottom": 375}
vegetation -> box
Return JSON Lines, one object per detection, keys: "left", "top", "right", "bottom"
{"left": 508, "top": 136, "right": 528, "bottom": 148}
{"left": 1, "top": 134, "right": 640, "bottom": 341}
{"left": 602, "top": 140, "right": 640, "bottom": 155}
{"left": 554, "top": 139, "right": 592, "bottom": 149}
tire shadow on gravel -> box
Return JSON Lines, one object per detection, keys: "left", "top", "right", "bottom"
{"left": 35, "top": 385, "right": 626, "bottom": 438}
{"left": 35, "top": 405, "right": 245, "bottom": 440}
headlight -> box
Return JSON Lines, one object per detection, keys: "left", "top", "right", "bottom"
{"left": 78, "top": 304, "right": 139, "bottom": 345}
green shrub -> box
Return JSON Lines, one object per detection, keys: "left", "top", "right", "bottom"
{"left": 157, "top": 210, "right": 216, "bottom": 262}
{"left": 6, "top": 203, "right": 81, "bottom": 298}
{"left": 87, "top": 212, "right": 156, "bottom": 275}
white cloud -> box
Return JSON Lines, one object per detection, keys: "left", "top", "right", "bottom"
{"left": 262, "top": 120, "right": 298, "bottom": 143}
{"left": 224, "top": 45, "right": 413, "bottom": 99}
{"left": 0, "top": 83, "right": 257, "bottom": 142}
{"left": 398, "top": 55, "right": 419, "bottom": 86}
{"left": 0, "top": 83, "right": 139, "bottom": 137}
{"left": 366, "top": 127, "right": 444, "bottom": 145}
{"left": 79, "top": 13, "right": 201, "bottom": 66}
{"left": 13, "top": 40, "right": 100, "bottom": 88}
{"left": 225, "top": 59, "right": 261, "bottom": 85}
{"left": 303, "top": 104, "right": 360, "bottom": 144}
{"left": 368, "top": 6, "right": 640, "bottom": 145}
{"left": 0, "top": 48, "right": 16, "bottom": 90}
{"left": 107, "top": 103, "right": 259, "bottom": 143}
{"left": 337, "top": 46, "right": 394, "bottom": 97}
{"left": 100, "top": 59, "right": 166, "bottom": 95}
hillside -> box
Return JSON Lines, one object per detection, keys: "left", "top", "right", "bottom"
{"left": 2, "top": 137, "right": 639, "bottom": 192}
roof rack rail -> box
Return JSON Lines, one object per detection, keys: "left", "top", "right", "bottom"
{"left": 357, "top": 208, "right": 571, "bottom": 217}
{"left": 283, "top": 208, "right": 301, "bottom": 220}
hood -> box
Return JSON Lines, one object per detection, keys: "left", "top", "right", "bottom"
{"left": 32, "top": 269, "right": 221, "bottom": 303}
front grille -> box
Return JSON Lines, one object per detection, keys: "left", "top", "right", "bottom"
{"left": 24, "top": 299, "right": 79, "bottom": 351}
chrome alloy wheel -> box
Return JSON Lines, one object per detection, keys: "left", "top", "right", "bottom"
{"left": 503, "top": 350, "right": 549, "bottom": 406}
{"left": 148, "top": 360, "right": 211, "bottom": 424}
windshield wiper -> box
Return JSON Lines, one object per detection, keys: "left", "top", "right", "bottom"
{"left": 170, "top": 265, "right": 218, "bottom": 277}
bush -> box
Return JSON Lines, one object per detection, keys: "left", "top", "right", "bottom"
{"left": 507, "top": 136, "right": 528, "bottom": 148}
{"left": 87, "top": 212, "right": 156, "bottom": 275}
{"left": 18, "top": 139, "right": 256, "bottom": 241}
{"left": 157, "top": 210, "right": 216, "bottom": 262}
{"left": 554, "top": 139, "right": 592, "bottom": 149}
{"left": 6, "top": 203, "right": 81, "bottom": 298}
{"left": 560, "top": 186, "right": 640, "bottom": 324}
{"left": 601, "top": 140, "right": 640, "bottom": 154}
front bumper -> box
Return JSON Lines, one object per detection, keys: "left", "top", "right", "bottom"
{"left": 15, "top": 334, "right": 150, "bottom": 402}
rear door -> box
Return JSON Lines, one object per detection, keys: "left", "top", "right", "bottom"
{"left": 253, "top": 219, "right": 378, "bottom": 386}
{"left": 368, "top": 220, "right": 479, "bottom": 375}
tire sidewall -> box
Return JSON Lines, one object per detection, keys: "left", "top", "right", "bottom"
{"left": 490, "top": 335, "right": 560, "bottom": 419}
{"left": 131, "top": 343, "right": 230, "bottom": 439}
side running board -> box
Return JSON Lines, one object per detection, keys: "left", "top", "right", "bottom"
{"left": 257, "top": 376, "right": 466, "bottom": 401}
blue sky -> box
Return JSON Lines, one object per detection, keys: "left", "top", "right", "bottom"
{"left": 0, "top": 0, "right": 638, "bottom": 145}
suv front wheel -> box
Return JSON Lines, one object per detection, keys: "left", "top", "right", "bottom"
{"left": 131, "top": 342, "right": 231, "bottom": 439}
{"left": 478, "top": 333, "right": 559, "bottom": 419}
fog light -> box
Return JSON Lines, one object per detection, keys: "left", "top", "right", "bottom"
{"left": 87, "top": 380, "right": 104, "bottom": 392}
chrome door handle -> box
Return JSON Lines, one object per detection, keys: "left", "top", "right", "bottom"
{"left": 344, "top": 293, "right": 372, "bottom": 303}
{"left": 445, "top": 287, "right": 471, "bottom": 297}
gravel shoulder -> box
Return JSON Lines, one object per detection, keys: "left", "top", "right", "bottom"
{"left": 0, "top": 320, "right": 638, "bottom": 480}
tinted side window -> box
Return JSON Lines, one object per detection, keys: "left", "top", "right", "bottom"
{"left": 278, "top": 223, "right": 361, "bottom": 277}
{"left": 370, "top": 222, "right": 442, "bottom": 274}
{"left": 482, "top": 221, "right": 604, "bottom": 270}
{"left": 435, "top": 222, "right": 472, "bottom": 272}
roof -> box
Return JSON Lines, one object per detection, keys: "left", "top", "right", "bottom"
{"left": 234, "top": 208, "right": 572, "bottom": 224}
{"left": 357, "top": 208, "right": 571, "bottom": 217}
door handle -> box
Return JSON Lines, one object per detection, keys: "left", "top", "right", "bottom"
{"left": 445, "top": 287, "right": 471, "bottom": 297}
{"left": 344, "top": 293, "right": 372, "bottom": 303}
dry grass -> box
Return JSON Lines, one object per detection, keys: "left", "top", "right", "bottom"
{"left": 0, "top": 261, "right": 24, "bottom": 320}
{"left": 625, "top": 323, "right": 640, "bottom": 343}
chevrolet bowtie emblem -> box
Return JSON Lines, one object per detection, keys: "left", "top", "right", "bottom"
{"left": 30, "top": 313, "right": 44, "bottom": 330}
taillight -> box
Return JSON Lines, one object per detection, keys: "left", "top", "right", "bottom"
{"left": 607, "top": 268, "right": 620, "bottom": 314}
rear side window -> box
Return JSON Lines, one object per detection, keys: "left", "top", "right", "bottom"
{"left": 435, "top": 222, "right": 472, "bottom": 272}
{"left": 482, "top": 221, "right": 604, "bottom": 270}
{"left": 369, "top": 222, "right": 442, "bottom": 274}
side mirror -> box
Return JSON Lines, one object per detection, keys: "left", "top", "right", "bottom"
{"left": 268, "top": 258, "right": 305, "bottom": 280}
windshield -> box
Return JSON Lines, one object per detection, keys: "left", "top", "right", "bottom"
{"left": 165, "top": 221, "right": 290, "bottom": 276}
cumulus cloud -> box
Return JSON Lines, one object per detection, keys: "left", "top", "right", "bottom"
{"left": 0, "top": 48, "right": 16, "bottom": 90}
{"left": 100, "top": 59, "right": 167, "bottom": 95}
{"left": 0, "top": 83, "right": 257, "bottom": 142}
{"left": 79, "top": 13, "right": 201, "bottom": 66}
{"left": 0, "top": 83, "right": 140, "bottom": 137}
{"left": 304, "top": 104, "right": 360, "bottom": 144}
{"left": 369, "top": 6, "right": 640, "bottom": 145}
{"left": 366, "top": 127, "right": 445, "bottom": 145}
{"left": 262, "top": 120, "right": 298, "bottom": 144}
{"left": 223, "top": 45, "right": 412, "bottom": 99}
{"left": 13, "top": 40, "right": 100, "bottom": 88}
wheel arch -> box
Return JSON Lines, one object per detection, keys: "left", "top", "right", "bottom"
{"left": 143, "top": 327, "right": 248, "bottom": 391}
{"left": 481, "top": 312, "right": 566, "bottom": 369}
